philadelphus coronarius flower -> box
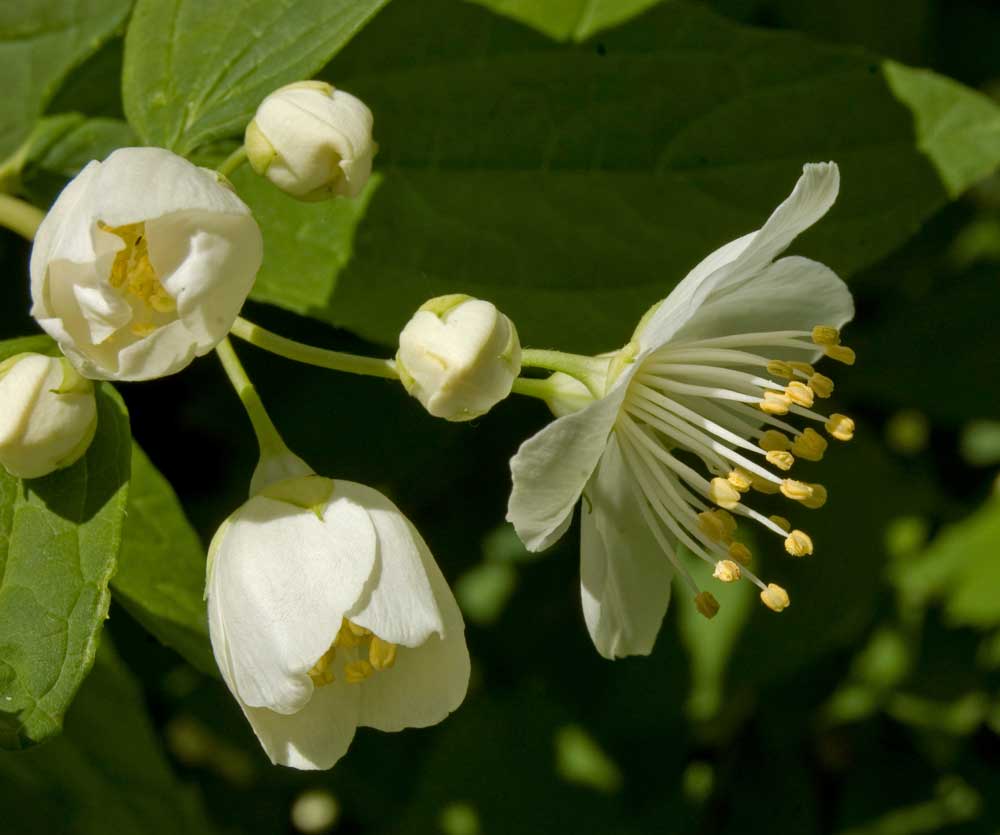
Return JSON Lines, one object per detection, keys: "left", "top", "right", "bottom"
{"left": 30, "top": 147, "right": 262, "bottom": 381}
{"left": 507, "top": 162, "right": 857, "bottom": 659}
{"left": 396, "top": 294, "right": 522, "bottom": 421}
{"left": 0, "top": 353, "right": 96, "bottom": 479}
{"left": 246, "top": 81, "right": 376, "bottom": 201}
{"left": 206, "top": 472, "right": 470, "bottom": 769}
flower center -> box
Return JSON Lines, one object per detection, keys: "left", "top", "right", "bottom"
{"left": 308, "top": 618, "right": 398, "bottom": 687}
{"left": 98, "top": 221, "right": 176, "bottom": 337}
{"left": 613, "top": 324, "right": 856, "bottom": 616}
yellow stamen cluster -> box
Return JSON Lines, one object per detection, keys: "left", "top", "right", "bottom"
{"left": 784, "top": 529, "right": 813, "bottom": 557}
{"left": 765, "top": 449, "right": 795, "bottom": 471}
{"left": 759, "top": 430, "right": 791, "bottom": 452}
{"left": 760, "top": 584, "right": 790, "bottom": 612}
{"left": 785, "top": 381, "right": 814, "bottom": 408}
{"left": 791, "top": 428, "right": 827, "bottom": 461}
{"left": 809, "top": 373, "right": 834, "bottom": 398}
{"left": 801, "top": 483, "right": 828, "bottom": 510}
{"left": 767, "top": 359, "right": 794, "bottom": 379}
{"left": 708, "top": 477, "right": 741, "bottom": 509}
{"left": 727, "top": 468, "right": 752, "bottom": 492}
{"left": 713, "top": 559, "right": 742, "bottom": 582}
{"left": 307, "top": 618, "right": 399, "bottom": 687}
{"left": 100, "top": 221, "right": 176, "bottom": 338}
{"left": 728, "top": 541, "right": 752, "bottom": 565}
{"left": 760, "top": 390, "right": 792, "bottom": 415}
{"left": 825, "top": 413, "right": 855, "bottom": 441}
{"left": 769, "top": 515, "right": 791, "bottom": 532}
{"left": 780, "top": 479, "right": 813, "bottom": 502}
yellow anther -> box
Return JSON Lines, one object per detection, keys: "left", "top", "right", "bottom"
{"left": 715, "top": 509, "right": 737, "bottom": 535}
{"left": 765, "top": 449, "right": 795, "bottom": 471}
{"left": 760, "top": 391, "right": 792, "bottom": 415}
{"left": 780, "top": 479, "right": 814, "bottom": 502}
{"left": 791, "top": 427, "right": 828, "bottom": 462}
{"left": 750, "top": 474, "right": 781, "bottom": 495}
{"left": 760, "top": 583, "right": 791, "bottom": 612}
{"left": 801, "top": 483, "right": 828, "bottom": 510}
{"left": 129, "top": 321, "right": 157, "bottom": 337}
{"left": 694, "top": 591, "right": 720, "bottom": 619}
{"left": 335, "top": 619, "right": 365, "bottom": 648}
{"left": 824, "top": 344, "right": 856, "bottom": 365}
{"left": 99, "top": 220, "right": 176, "bottom": 321}
{"left": 785, "top": 381, "right": 814, "bottom": 408}
{"left": 308, "top": 645, "right": 337, "bottom": 687}
{"left": 767, "top": 360, "right": 794, "bottom": 379}
{"left": 790, "top": 361, "right": 815, "bottom": 376}
{"left": 809, "top": 373, "right": 834, "bottom": 398}
{"left": 728, "top": 541, "right": 752, "bottom": 565}
{"left": 369, "top": 636, "right": 397, "bottom": 671}
{"left": 697, "top": 510, "right": 730, "bottom": 543}
{"left": 344, "top": 660, "right": 374, "bottom": 684}
{"left": 347, "top": 621, "right": 372, "bottom": 638}
{"left": 769, "top": 515, "right": 791, "bottom": 532}
{"left": 811, "top": 325, "right": 840, "bottom": 346}
{"left": 708, "top": 477, "right": 741, "bottom": 509}
{"left": 759, "top": 429, "right": 791, "bottom": 452}
{"left": 727, "top": 468, "right": 752, "bottom": 493}
{"left": 825, "top": 413, "right": 855, "bottom": 441}
{"left": 784, "top": 530, "right": 813, "bottom": 557}
{"left": 713, "top": 560, "right": 742, "bottom": 583}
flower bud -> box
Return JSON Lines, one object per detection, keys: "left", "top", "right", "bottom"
{"left": 396, "top": 295, "right": 521, "bottom": 421}
{"left": 0, "top": 353, "right": 97, "bottom": 479}
{"left": 246, "top": 81, "right": 376, "bottom": 201}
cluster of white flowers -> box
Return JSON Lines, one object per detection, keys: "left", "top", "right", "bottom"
{"left": 12, "top": 74, "right": 857, "bottom": 770}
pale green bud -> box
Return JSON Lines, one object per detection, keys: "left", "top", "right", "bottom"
{"left": 0, "top": 353, "right": 97, "bottom": 479}
{"left": 396, "top": 296, "right": 521, "bottom": 421}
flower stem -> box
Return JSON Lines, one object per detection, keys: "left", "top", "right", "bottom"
{"left": 231, "top": 317, "right": 399, "bottom": 380}
{"left": 215, "top": 336, "right": 289, "bottom": 458}
{"left": 217, "top": 145, "right": 248, "bottom": 179}
{"left": 510, "top": 377, "right": 556, "bottom": 401}
{"left": 0, "top": 194, "right": 44, "bottom": 241}
{"left": 519, "top": 348, "right": 609, "bottom": 397}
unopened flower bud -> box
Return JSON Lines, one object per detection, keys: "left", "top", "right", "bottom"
{"left": 0, "top": 353, "right": 97, "bottom": 479}
{"left": 396, "top": 295, "right": 521, "bottom": 421}
{"left": 246, "top": 81, "right": 376, "bottom": 201}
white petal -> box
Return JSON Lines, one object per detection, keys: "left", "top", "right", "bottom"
{"left": 339, "top": 482, "right": 445, "bottom": 647}
{"left": 639, "top": 162, "right": 840, "bottom": 351}
{"left": 358, "top": 524, "right": 470, "bottom": 731}
{"left": 207, "top": 493, "right": 376, "bottom": 713}
{"left": 71, "top": 283, "right": 131, "bottom": 344}
{"left": 671, "top": 256, "right": 854, "bottom": 350}
{"left": 580, "top": 433, "right": 673, "bottom": 659}
{"left": 507, "top": 384, "right": 627, "bottom": 552}
{"left": 242, "top": 681, "right": 361, "bottom": 770}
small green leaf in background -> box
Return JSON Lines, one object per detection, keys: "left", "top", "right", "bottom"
{"left": 0, "top": 641, "right": 218, "bottom": 835}
{"left": 0, "top": 337, "right": 131, "bottom": 749}
{"left": 465, "top": 0, "right": 669, "bottom": 41}
{"left": 0, "top": 0, "right": 133, "bottom": 160}
{"left": 112, "top": 445, "right": 215, "bottom": 676}
{"left": 122, "top": 0, "right": 390, "bottom": 155}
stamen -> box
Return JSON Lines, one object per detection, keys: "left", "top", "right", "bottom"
{"left": 769, "top": 515, "right": 791, "bottom": 532}
{"left": 809, "top": 373, "right": 834, "bottom": 398}
{"left": 811, "top": 326, "right": 840, "bottom": 346}
{"left": 728, "top": 541, "right": 752, "bottom": 565}
{"left": 695, "top": 591, "right": 720, "bottom": 619}
{"left": 727, "top": 468, "right": 752, "bottom": 492}
{"left": 369, "top": 636, "right": 397, "bottom": 670}
{"left": 790, "top": 361, "right": 815, "bottom": 376}
{"left": 709, "top": 477, "right": 741, "bottom": 509}
{"left": 760, "top": 391, "right": 792, "bottom": 415}
{"left": 791, "top": 428, "right": 827, "bottom": 461}
{"left": 335, "top": 619, "right": 364, "bottom": 648}
{"left": 761, "top": 584, "right": 791, "bottom": 612}
{"left": 308, "top": 646, "right": 337, "bottom": 687}
{"left": 759, "top": 429, "right": 791, "bottom": 452}
{"left": 344, "top": 660, "right": 374, "bottom": 683}
{"left": 825, "top": 413, "right": 855, "bottom": 441}
{"left": 347, "top": 622, "right": 372, "bottom": 638}
{"left": 713, "top": 560, "right": 742, "bottom": 582}
{"left": 824, "top": 344, "right": 856, "bottom": 365}
{"left": 780, "top": 479, "right": 814, "bottom": 501}
{"left": 801, "top": 483, "right": 828, "bottom": 510}
{"left": 784, "top": 530, "right": 813, "bottom": 557}
{"left": 785, "top": 381, "right": 814, "bottom": 408}
{"left": 698, "top": 510, "right": 731, "bottom": 543}
{"left": 767, "top": 360, "right": 794, "bottom": 379}
{"left": 765, "top": 450, "right": 795, "bottom": 471}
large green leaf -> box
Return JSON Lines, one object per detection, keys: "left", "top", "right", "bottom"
{"left": 243, "top": 0, "right": 1000, "bottom": 354}
{"left": 465, "top": 0, "right": 669, "bottom": 41}
{"left": 122, "top": 0, "right": 390, "bottom": 155}
{"left": 112, "top": 444, "right": 215, "bottom": 675}
{"left": 0, "top": 337, "right": 131, "bottom": 749}
{"left": 0, "top": 0, "right": 133, "bottom": 161}
{"left": 0, "top": 641, "right": 218, "bottom": 835}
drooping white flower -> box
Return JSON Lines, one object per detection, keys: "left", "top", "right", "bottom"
{"left": 0, "top": 352, "right": 97, "bottom": 479}
{"left": 246, "top": 81, "right": 376, "bottom": 201}
{"left": 507, "top": 162, "right": 856, "bottom": 659}
{"left": 30, "top": 147, "right": 263, "bottom": 381}
{"left": 206, "top": 473, "right": 470, "bottom": 770}
{"left": 397, "top": 294, "right": 522, "bottom": 421}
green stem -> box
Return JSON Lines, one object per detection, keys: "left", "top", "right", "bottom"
{"left": 215, "top": 337, "right": 289, "bottom": 458}
{"left": 510, "top": 377, "right": 556, "bottom": 401}
{"left": 0, "top": 194, "right": 44, "bottom": 241}
{"left": 217, "top": 145, "right": 248, "bottom": 179}
{"left": 231, "top": 317, "right": 399, "bottom": 380}
{"left": 520, "top": 348, "right": 609, "bottom": 397}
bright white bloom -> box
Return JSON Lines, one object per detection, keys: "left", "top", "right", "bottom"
{"left": 507, "top": 163, "right": 856, "bottom": 659}
{"left": 246, "top": 81, "right": 376, "bottom": 201}
{"left": 206, "top": 473, "right": 470, "bottom": 770}
{"left": 397, "top": 294, "right": 521, "bottom": 421}
{"left": 0, "top": 353, "right": 96, "bottom": 479}
{"left": 30, "top": 147, "right": 263, "bottom": 381}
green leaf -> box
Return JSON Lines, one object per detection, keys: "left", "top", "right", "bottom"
{"left": 465, "top": 0, "right": 669, "bottom": 41}
{"left": 247, "top": 0, "right": 1000, "bottom": 354}
{"left": 0, "top": 0, "right": 133, "bottom": 160}
{"left": 122, "top": 0, "right": 390, "bottom": 155}
{"left": 111, "top": 445, "right": 215, "bottom": 675}
{"left": 0, "top": 640, "right": 219, "bottom": 835}
{"left": 0, "top": 339, "right": 131, "bottom": 749}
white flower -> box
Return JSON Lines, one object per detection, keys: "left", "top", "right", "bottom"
{"left": 30, "top": 147, "right": 263, "bottom": 381}
{"left": 507, "top": 162, "right": 856, "bottom": 659}
{"left": 246, "top": 81, "right": 376, "bottom": 201}
{"left": 206, "top": 474, "right": 470, "bottom": 770}
{"left": 0, "top": 352, "right": 96, "bottom": 479}
{"left": 397, "top": 294, "right": 522, "bottom": 421}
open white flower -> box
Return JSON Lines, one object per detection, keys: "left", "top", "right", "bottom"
{"left": 30, "top": 147, "right": 263, "bottom": 381}
{"left": 206, "top": 474, "right": 470, "bottom": 770}
{"left": 507, "top": 162, "right": 856, "bottom": 659}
